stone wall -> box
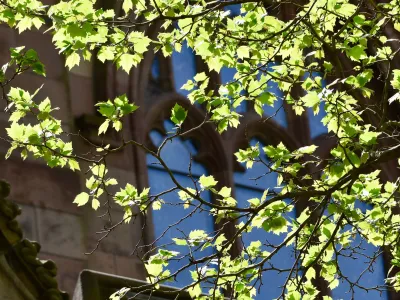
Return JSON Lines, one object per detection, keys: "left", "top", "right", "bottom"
{"left": 0, "top": 18, "right": 146, "bottom": 296}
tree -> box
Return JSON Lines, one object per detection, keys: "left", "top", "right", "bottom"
{"left": 0, "top": 0, "right": 400, "bottom": 299}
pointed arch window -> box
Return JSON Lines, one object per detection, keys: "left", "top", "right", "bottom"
{"left": 219, "top": 5, "right": 287, "bottom": 128}
{"left": 234, "top": 138, "right": 296, "bottom": 299}
{"left": 146, "top": 120, "right": 215, "bottom": 288}
{"left": 220, "top": 61, "right": 288, "bottom": 127}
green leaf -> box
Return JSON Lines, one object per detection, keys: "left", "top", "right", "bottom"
{"left": 359, "top": 131, "right": 380, "bottom": 145}
{"left": 346, "top": 45, "right": 367, "bottom": 61}
{"left": 189, "top": 229, "right": 207, "bottom": 240}
{"left": 248, "top": 198, "right": 260, "bottom": 207}
{"left": 152, "top": 200, "right": 163, "bottom": 210}
{"left": 296, "top": 145, "right": 318, "bottom": 155}
{"left": 106, "top": 178, "right": 118, "bottom": 186}
{"left": 98, "top": 120, "right": 110, "bottom": 135}
{"left": 122, "top": 0, "right": 133, "bottom": 14}
{"left": 391, "top": 70, "right": 400, "bottom": 90}
{"left": 262, "top": 216, "right": 287, "bottom": 234}
{"left": 254, "top": 101, "right": 263, "bottom": 116}
{"left": 119, "top": 54, "right": 135, "bottom": 73}
{"left": 128, "top": 32, "right": 151, "bottom": 54}
{"left": 98, "top": 47, "right": 115, "bottom": 62}
{"left": 6, "top": 123, "right": 24, "bottom": 141}
{"left": 92, "top": 198, "right": 100, "bottom": 210}
{"left": 170, "top": 103, "right": 187, "bottom": 126}
{"left": 199, "top": 175, "right": 218, "bottom": 189}
{"left": 97, "top": 102, "right": 115, "bottom": 118}
{"left": 73, "top": 192, "right": 89, "bottom": 206}
{"left": 113, "top": 120, "right": 122, "bottom": 131}
{"left": 66, "top": 52, "right": 80, "bottom": 69}
{"left": 32, "top": 62, "right": 46, "bottom": 76}
{"left": 258, "top": 92, "right": 276, "bottom": 106}
{"left": 237, "top": 46, "right": 250, "bottom": 59}
{"left": 173, "top": 238, "right": 187, "bottom": 246}
{"left": 214, "top": 234, "right": 226, "bottom": 247}
{"left": 306, "top": 267, "right": 316, "bottom": 280}
{"left": 68, "top": 159, "right": 80, "bottom": 171}
{"left": 189, "top": 284, "right": 202, "bottom": 298}
{"left": 218, "top": 187, "right": 231, "bottom": 198}
{"left": 194, "top": 72, "right": 207, "bottom": 82}
{"left": 302, "top": 91, "right": 320, "bottom": 108}
{"left": 38, "top": 98, "right": 51, "bottom": 112}
{"left": 181, "top": 80, "right": 195, "bottom": 91}
{"left": 16, "top": 17, "right": 32, "bottom": 33}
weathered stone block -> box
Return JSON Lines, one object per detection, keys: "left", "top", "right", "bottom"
{"left": 16, "top": 203, "right": 38, "bottom": 241}
{"left": 115, "top": 255, "right": 146, "bottom": 279}
{"left": 85, "top": 207, "right": 142, "bottom": 257}
{"left": 87, "top": 251, "right": 116, "bottom": 275}
{"left": 69, "top": 74, "right": 94, "bottom": 117}
{"left": 106, "top": 167, "right": 137, "bottom": 194}
{"left": 0, "top": 159, "right": 81, "bottom": 214}
{"left": 103, "top": 143, "right": 136, "bottom": 170}
{"left": 36, "top": 208, "right": 85, "bottom": 259}
{"left": 0, "top": 25, "right": 16, "bottom": 66}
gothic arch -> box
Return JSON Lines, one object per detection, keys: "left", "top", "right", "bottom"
{"left": 231, "top": 112, "right": 301, "bottom": 173}
{"left": 141, "top": 93, "right": 234, "bottom": 250}
{"left": 144, "top": 93, "right": 229, "bottom": 185}
{"left": 131, "top": 22, "right": 165, "bottom": 103}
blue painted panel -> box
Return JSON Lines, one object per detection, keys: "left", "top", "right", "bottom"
{"left": 221, "top": 67, "right": 237, "bottom": 85}
{"left": 235, "top": 186, "right": 297, "bottom": 299}
{"left": 148, "top": 167, "right": 215, "bottom": 288}
{"left": 172, "top": 42, "right": 197, "bottom": 96}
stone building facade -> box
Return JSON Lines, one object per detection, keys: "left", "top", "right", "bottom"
{"left": 0, "top": 1, "right": 147, "bottom": 293}
{"left": 0, "top": 1, "right": 399, "bottom": 299}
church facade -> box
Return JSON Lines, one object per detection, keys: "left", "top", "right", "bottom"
{"left": 0, "top": 1, "right": 399, "bottom": 299}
